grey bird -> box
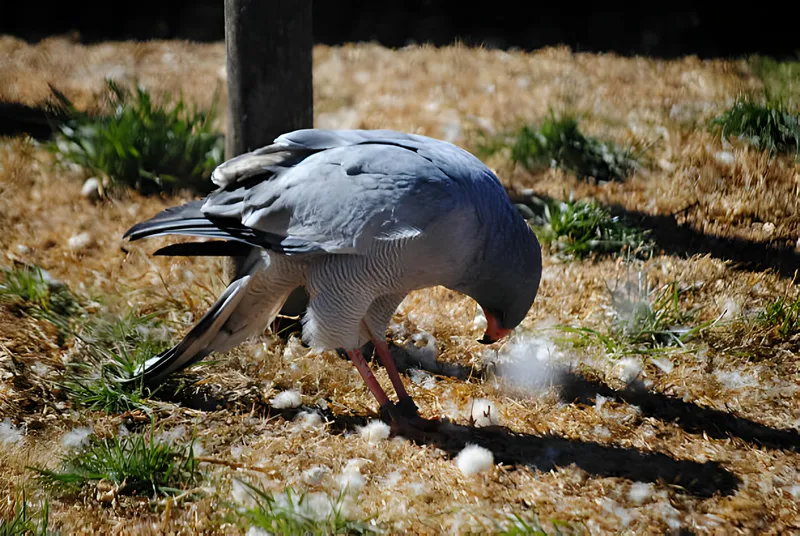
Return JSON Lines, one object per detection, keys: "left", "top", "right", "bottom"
{"left": 123, "top": 128, "right": 542, "bottom": 422}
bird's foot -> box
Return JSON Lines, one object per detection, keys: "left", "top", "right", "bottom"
{"left": 378, "top": 399, "right": 439, "bottom": 436}
{"left": 395, "top": 396, "right": 420, "bottom": 418}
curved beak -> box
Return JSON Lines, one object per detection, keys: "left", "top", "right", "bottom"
{"left": 479, "top": 308, "right": 513, "bottom": 344}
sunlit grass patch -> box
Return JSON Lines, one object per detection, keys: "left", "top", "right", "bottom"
{"left": 748, "top": 55, "right": 800, "bottom": 108}
{"left": 527, "top": 197, "right": 654, "bottom": 260}
{"left": 495, "top": 511, "right": 583, "bottom": 535}
{"left": 556, "top": 269, "right": 715, "bottom": 357}
{"left": 234, "top": 481, "right": 381, "bottom": 535}
{"left": 478, "top": 114, "right": 640, "bottom": 182}
{"left": 31, "top": 420, "right": 199, "bottom": 498}
{"left": 710, "top": 96, "right": 800, "bottom": 156}
{"left": 0, "top": 264, "right": 81, "bottom": 341}
{"left": 61, "top": 310, "right": 172, "bottom": 413}
{"left": 758, "top": 293, "right": 800, "bottom": 340}
{"left": 50, "top": 79, "right": 224, "bottom": 195}
{"left": 0, "top": 492, "right": 49, "bottom": 536}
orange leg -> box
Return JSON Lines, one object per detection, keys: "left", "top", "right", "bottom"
{"left": 366, "top": 326, "right": 419, "bottom": 417}
{"left": 339, "top": 348, "right": 391, "bottom": 408}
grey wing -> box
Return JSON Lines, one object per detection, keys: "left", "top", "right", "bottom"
{"left": 203, "top": 142, "right": 466, "bottom": 255}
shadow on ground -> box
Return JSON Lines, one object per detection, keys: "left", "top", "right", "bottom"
{"left": 509, "top": 192, "right": 800, "bottom": 279}
{"left": 559, "top": 371, "right": 800, "bottom": 453}
{"left": 153, "top": 369, "right": 746, "bottom": 499}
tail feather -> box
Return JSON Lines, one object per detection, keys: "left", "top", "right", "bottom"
{"left": 123, "top": 200, "right": 206, "bottom": 240}
{"left": 122, "top": 200, "right": 269, "bottom": 249}
{"left": 153, "top": 241, "right": 254, "bottom": 257}
{"left": 131, "top": 275, "right": 251, "bottom": 386}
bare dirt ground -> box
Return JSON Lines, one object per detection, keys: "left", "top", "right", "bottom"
{"left": 0, "top": 35, "right": 798, "bottom": 534}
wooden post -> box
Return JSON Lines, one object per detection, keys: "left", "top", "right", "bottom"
{"left": 224, "top": 0, "right": 313, "bottom": 156}
{"left": 224, "top": 0, "right": 313, "bottom": 325}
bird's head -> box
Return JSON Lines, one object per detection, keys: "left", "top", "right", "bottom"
{"left": 463, "top": 220, "right": 543, "bottom": 345}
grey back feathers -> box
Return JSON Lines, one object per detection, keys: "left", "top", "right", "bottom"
{"left": 123, "top": 128, "right": 542, "bottom": 385}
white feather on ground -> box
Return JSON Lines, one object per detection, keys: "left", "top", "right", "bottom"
{"left": 358, "top": 420, "right": 391, "bottom": 443}
{"left": 455, "top": 444, "right": 494, "bottom": 476}
{"left": 0, "top": 418, "right": 22, "bottom": 446}
{"left": 61, "top": 427, "right": 92, "bottom": 449}
{"left": 271, "top": 389, "right": 303, "bottom": 409}
{"left": 470, "top": 398, "right": 499, "bottom": 427}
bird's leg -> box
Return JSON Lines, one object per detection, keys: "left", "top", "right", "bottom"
{"left": 337, "top": 348, "right": 395, "bottom": 421}
{"left": 365, "top": 326, "right": 419, "bottom": 418}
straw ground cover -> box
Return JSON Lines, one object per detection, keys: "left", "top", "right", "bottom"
{"left": 1, "top": 36, "right": 798, "bottom": 534}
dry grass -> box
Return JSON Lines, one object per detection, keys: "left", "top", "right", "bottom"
{"left": 0, "top": 35, "right": 798, "bottom": 534}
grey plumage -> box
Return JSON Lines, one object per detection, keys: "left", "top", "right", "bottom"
{"left": 123, "top": 129, "right": 542, "bottom": 388}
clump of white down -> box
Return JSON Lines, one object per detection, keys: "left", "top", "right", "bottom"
{"left": 271, "top": 389, "right": 303, "bottom": 409}
{"left": 455, "top": 444, "right": 494, "bottom": 476}
{"left": 358, "top": 420, "right": 391, "bottom": 443}
{"left": 470, "top": 398, "right": 499, "bottom": 427}
{"left": 61, "top": 427, "right": 93, "bottom": 449}
{"left": 0, "top": 418, "right": 23, "bottom": 446}
{"left": 492, "top": 329, "right": 563, "bottom": 394}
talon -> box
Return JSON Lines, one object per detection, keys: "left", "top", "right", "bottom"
{"left": 396, "top": 397, "right": 420, "bottom": 418}
{"left": 379, "top": 402, "right": 399, "bottom": 424}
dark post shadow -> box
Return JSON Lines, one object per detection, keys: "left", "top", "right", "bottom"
{"left": 558, "top": 371, "right": 800, "bottom": 453}
{"left": 509, "top": 192, "right": 800, "bottom": 279}
{"left": 151, "top": 373, "right": 740, "bottom": 499}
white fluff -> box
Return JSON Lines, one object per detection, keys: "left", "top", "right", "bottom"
{"left": 67, "top": 231, "right": 94, "bottom": 250}
{"left": 714, "top": 369, "right": 759, "bottom": 390}
{"left": 245, "top": 527, "right": 271, "bottom": 536}
{"left": 358, "top": 420, "right": 391, "bottom": 443}
{"left": 61, "top": 427, "right": 92, "bottom": 449}
{"left": 408, "top": 481, "right": 427, "bottom": 496}
{"left": 337, "top": 459, "right": 366, "bottom": 495}
{"left": 718, "top": 296, "right": 741, "bottom": 321}
{"left": 302, "top": 465, "right": 330, "bottom": 486}
{"left": 156, "top": 425, "right": 186, "bottom": 446}
{"left": 294, "top": 411, "right": 323, "bottom": 430}
{"left": 628, "top": 482, "right": 654, "bottom": 504}
{"left": 0, "top": 419, "right": 22, "bottom": 446}
{"left": 455, "top": 444, "right": 494, "bottom": 476}
{"left": 650, "top": 356, "right": 674, "bottom": 375}
{"left": 595, "top": 393, "right": 608, "bottom": 412}
{"left": 616, "top": 357, "right": 643, "bottom": 383}
{"left": 81, "top": 177, "right": 101, "bottom": 200}
{"left": 408, "top": 369, "right": 436, "bottom": 389}
{"left": 271, "top": 389, "right": 303, "bottom": 409}
{"left": 232, "top": 479, "right": 256, "bottom": 507}
{"left": 404, "top": 332, "right": 438, "bottom": 367}
{"left": 714, "top": 151, "right": 735, "bottom": 165}
{"left": 383, "top": 471, "right": 403, "bottom": 488}
{"left": 472, "top": 305, "right": 488, "bottom": 331}
{"left": 30, "top": 362, "right": 51, "bottom": 377}
{"left": 496, "top": 334, "right": 560, "bottom": 393}
{"left": 470, "top": 398, "right": 499, "bottom": 427}
{"left": 656, "top": 501, "right": 682, "bottom": 530}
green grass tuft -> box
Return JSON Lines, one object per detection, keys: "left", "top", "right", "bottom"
{"left": 710, "top": 96, "right": 800, "bottom": 156}
{"left": 62, "top": 310, "right": 171, "bottom": 413}
{"left": 608, "top": 277, "right": 705, "bottom": 349}
{"left": 479, "top": 114, "right": 639, "bottom": 182}
{"left": 50, "top": 79, "right": 224, "bottom": 195}
{"left": 235, "top": 481, "right": 381, "bottom": 535}
{"left": 31, "top": 420, "right": 199, "bottom": 498}
{"left": 758, "top": 293, "right": 800, "bottom": 339}
{"left": 556, "top": 270, "right": 715, "bottom": 357}
{"left": 0, "top": 493, "right": 49, "bottom": 536}
{"left": 528, "top": 197, "right": 653, "bottom": 260}
{"left": 748, "top": 55, "right": 800, "bottom": 108}
{"left": 0, "top": 265, "right": 81, "bottom": 340}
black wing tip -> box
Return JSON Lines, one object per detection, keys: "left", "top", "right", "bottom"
{"left": 153, "top": 241, "right": 254, "bottom": 257}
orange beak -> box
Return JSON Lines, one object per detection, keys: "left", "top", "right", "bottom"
{"left": 479, "top": 307, "right": 513, "bottom": 344}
